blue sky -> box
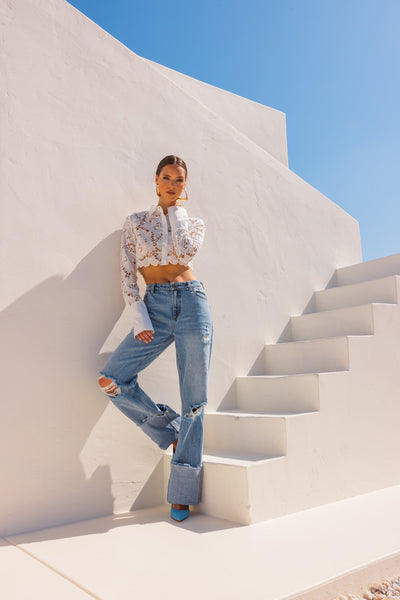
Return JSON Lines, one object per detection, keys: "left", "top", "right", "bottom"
{"left": 68, "top": 0, "right": 399, "bottom": 261}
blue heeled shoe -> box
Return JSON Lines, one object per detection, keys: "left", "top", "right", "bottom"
{"left": 170, "top": 506, "right": 190, "bottom": 522}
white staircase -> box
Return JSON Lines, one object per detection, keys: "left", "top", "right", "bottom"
{"left": 164, "top": 254, "right": 400, "bottom": 524}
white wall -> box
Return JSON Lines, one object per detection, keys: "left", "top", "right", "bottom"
{"left": 145, "top": 58, "right": 289, "bottom": 166}
{"left": 0, "top": 0, "right": 362, "bottom": 535}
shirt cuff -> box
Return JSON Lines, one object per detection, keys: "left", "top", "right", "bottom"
{"left": 130, "top": 300, "right": 154, "bottom": 337}
{"left": 167, "top": 205, "right": 188, "bottom": 228}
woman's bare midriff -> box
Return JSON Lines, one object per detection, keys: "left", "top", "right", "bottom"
{"left": 139, "top": 263, "right": 197, "bottom": 284}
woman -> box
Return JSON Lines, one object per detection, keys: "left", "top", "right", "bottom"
{"left": 98, "top": 155, "right": 213, "bottom": 522}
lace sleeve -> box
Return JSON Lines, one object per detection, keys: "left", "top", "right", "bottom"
{"left": 120, "top": 217, "right": 141, "bottom": 304}
{"left": 167, "top": 205, "right": 205, "bottom": 264}
{"left": 120, "top": 217, "right": 153, "bottom": 335}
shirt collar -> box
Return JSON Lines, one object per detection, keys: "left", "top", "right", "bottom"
{"left": 149, "top": 201, "right": 162, "bottom": 216}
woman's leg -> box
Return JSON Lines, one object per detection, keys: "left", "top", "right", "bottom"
{"left": 98, "top": 295, "right": 180, "bottom": 450}
{"left": 167, "top": 284, "right": 213, "bottom": 506}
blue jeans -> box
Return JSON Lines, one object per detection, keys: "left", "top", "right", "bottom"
{"left": 99, "top": 280, "right": 213, "bottom": 506}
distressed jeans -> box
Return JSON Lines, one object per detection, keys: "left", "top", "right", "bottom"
{"left": 99, "top": 280, "right": 213, "bottom": 506}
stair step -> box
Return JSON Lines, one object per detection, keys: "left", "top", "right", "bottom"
{"left": 204, "top": 411, "right": 287, "bottom": 456}
{"left": 165, "top": 446, "right": 283, "bottom": 466}
{"left": 163, "top": 453, "right": 286, "bottom": 524}
{"left": 220, "top": 408, "right": 319, "bottom": 417}
{"left": 314, "top": 275, "right": 399, "bottom": 311}
{"left": 202, "top": 449, "right": 283, "bottom": 464}
{"left": 262, "top": 336, "right": 351, "bottom": 375}
{"left": 198, "top": 455, "right": 287, "bottom": 524}
{"left": 291, "top": 303, "right": 375, "bottom": 341}
{"left": 235, "top": 373, "right": 320, "bottom": 413}
{"left": 336, "top": 253, "right": 400, "bottom": 286}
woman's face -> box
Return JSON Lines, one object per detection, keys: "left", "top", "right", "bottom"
{"left": 155, "top": 164, "right": 186, "bottom": 204}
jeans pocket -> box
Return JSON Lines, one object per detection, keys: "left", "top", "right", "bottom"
{"left": 192, "top": 287, "right": 208, "bottom": 300}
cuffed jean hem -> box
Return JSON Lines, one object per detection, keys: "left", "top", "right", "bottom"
{"left": 167, "top": 462, "right": 203, "bottom": 505}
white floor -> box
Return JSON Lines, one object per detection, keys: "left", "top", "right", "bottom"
{"left": 3, "top": 485, "right": 400, "bottom": 600}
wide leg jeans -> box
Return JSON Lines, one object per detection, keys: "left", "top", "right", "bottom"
{"left": 99, "top": 280, "right": 213, "bottom": 506}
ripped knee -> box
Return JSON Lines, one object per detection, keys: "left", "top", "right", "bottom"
{"left": 183, "top": 404, "right": 205, "bottom": 420}
{"left": 98, "top": 375, "right": 121, "bottom": 398}
{"left": 201, "top": 324, "right": 212, "bottom": 345}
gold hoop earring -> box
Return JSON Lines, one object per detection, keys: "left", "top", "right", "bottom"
{"left": 156, "top": 185, "right": 161, "bottom": 197}
{"left": 178, "top": 189, "right": 188, "bottom": 201}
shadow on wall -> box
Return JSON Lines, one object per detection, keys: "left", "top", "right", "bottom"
{"left": 0, "top": 231, "right": 162, "bottom": 535}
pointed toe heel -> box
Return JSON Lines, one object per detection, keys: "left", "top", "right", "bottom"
{"left": 170, "top": 506, "right": 190, "bottom": 522}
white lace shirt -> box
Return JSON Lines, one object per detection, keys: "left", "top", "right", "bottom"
{"left": 120, "top": 201, "right": 205, "bottom": 335}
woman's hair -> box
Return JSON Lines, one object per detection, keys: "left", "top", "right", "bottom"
{"left": 156, "top": 155, "right": 187, "bottom": 178}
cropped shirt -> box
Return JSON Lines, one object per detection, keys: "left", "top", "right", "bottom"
{"left": 120, "top": 201, "right": 205, "bottom": 335}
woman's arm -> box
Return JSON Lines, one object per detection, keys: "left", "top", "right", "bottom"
{"left": 167, "top": 205, "right": 205, "bottom": 263}
{"left": 120, "top": 216, "right": 154, "bottom": 337}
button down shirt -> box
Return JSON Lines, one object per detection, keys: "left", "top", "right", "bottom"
{"left": 120, "top": 202, "right": 205, "bottom": 335}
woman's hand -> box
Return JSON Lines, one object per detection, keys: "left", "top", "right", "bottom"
{"left": 167, "top": 200, "right": 182, "bottom": 208}
{"left": 136, "top": 329, "right": 154, "bottom": 344}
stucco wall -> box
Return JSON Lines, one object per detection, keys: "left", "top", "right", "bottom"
{"left": 0, "top": 0, "right": 362, "bottom": 535}
{"left": 145, "top": 57, "right": 289, "bottom": 166}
